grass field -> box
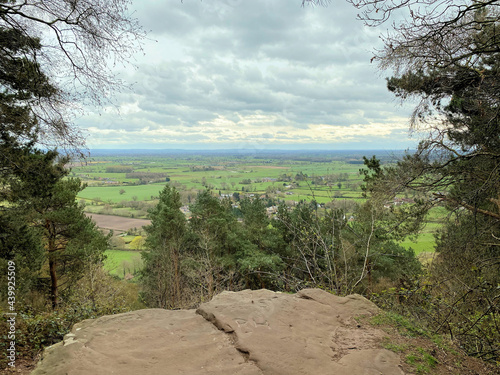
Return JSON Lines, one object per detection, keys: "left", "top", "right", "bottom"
{"left": 400, "top": 232, "right": 436, "bottom": 255}
{"left": 79, "top": 184, "right": 167, "bottom": 203}
{"left": 104, "top": 250, "right": 143, "bottom": 278}
{"left": 399, "top": 207, "right": 447, "bottom": 254}
{"left": 73, "top": 152, "right": 370, "bottom": 209}
{"left": 79, "top": 151, "right": 446, "bottom": 268}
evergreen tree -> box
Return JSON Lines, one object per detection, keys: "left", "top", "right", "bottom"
{"left": 236, "top": 197, "right": 284, "bottom": 289}
{"left": 1, "top": 148, "right": 108, "bottom": 308}
{"left": 350, "top": 0, "right": 500, "bottom": 360}
{"left": 141, "top": 185, "right": 186, "bottom": 308}
{"left": 188, "top": 190, "right": 236, "bottom": 299}
{"left": 38, "top": 180, "right": 109, "bottom": 308}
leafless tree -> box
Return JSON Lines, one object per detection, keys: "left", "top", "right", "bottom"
{"left": 347, "top": 0, "right": 500, "bottom": 119}
{"left": 0, "top": 0, "right": 145, "bottom": 151}
{"left": 302, "top": 0, "right": 332, "bottom": 5}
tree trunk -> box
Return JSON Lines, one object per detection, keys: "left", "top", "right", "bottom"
{"left": 49, "top": 253, "right": 58, "bottom": 309}
{"left": 46, "top": 219, "right": 59, "bottom": 309}
{"left": 172, "top": 246, "right": 180, "bottom": 306}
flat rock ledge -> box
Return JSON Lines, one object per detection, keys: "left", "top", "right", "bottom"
{"left": 31, "top": 289, "right": 404, "bottom": 375}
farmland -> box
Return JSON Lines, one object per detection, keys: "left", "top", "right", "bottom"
{"left": 73, "top": 149, "right": 443, "bottom": 278}
{"left": 104, "top": 250, "right": 143, "bottom": 278}
{"left": 73, "top": 149, "right": 394, "bottom": 215}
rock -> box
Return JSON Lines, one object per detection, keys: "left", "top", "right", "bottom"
{"left": 31, "top": 309, "right": 261, "bottom": 375}
{"left": 31, "top": 289, "right": 404, "bottom": 375}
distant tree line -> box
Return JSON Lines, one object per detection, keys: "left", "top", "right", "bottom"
{"left": 126, "top": 172, "right": 168, "bottom": 180}
{"left": 106, "top": 166, "right": 134, "bottom": 173}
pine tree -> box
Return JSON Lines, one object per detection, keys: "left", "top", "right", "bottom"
{"left": 351, "top": 0, "right": 500, "bottom": 360}
{"left": 1, "top": 148, "right": 108, "bottom": 308}
{"left": 141, "top": 185, "right": 186, "bottom": 308}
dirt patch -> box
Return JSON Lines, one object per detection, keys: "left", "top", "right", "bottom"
{"left": 362, "top": 314, "right": 500, "bottom": 375}
{"left": 86, "top": 213, "right": 151, "bottom": 232}
{"left": 1, "top": 357, "right": 38, "bottom": 375}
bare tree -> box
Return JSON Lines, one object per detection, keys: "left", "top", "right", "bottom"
{"left": 302, "top": 0, "right": 332, "bottom": 5}
{"left": 0, "top": 0, "right": 144, "bottom": 151}
{"left": 348, "top": 0, "right": 500, "bottom": 102}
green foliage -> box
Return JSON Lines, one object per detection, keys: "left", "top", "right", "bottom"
{"left": 382, "top": 340, "right": 408, "bottom": 353}
{"left": 141, "top": 185, "right": 187, "bottom": 308}
{"left": 359, "top": 155, "right": 383, "bottom": 196}
{"left": 355, "top": 3, "right": 500, "bottom": 362}
{"left": 0, "top": 0, "right": 144, "bottom": 368}
{"left": 273, "top": 198, "right": 422, "bottom": 295}
{"left": 138, "top": 180, "right": 422, "bottom": 309}
{"left": 36, "top": 177, "right": 110, "bottom": 308}
{"left": 0, "top": 145, "right": 110, "bottom": 310}
{"left": 0, "top": 27, "right": 54, "bottom": 152}
{"left": 0, "top": 268, "right": 143, "bottom": 369}
{"left": 0, "top": 212, "right": 44, "bottom": 301}
{"left": 129, "top": 236, "right": 145, "bottom": 250}
{"left": 370, "top": 311, "right": 429, "bottom": 338}
{"left": 404, "top": 347, "right": 439, "bottom": 374}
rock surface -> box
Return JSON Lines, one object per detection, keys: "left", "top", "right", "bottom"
{"left": 31, "top": 289, "right": 404, "bottom": 375}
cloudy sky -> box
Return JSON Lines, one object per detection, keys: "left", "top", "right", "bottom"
{"left": 79, "top": 0, "right": 419, "bottom": 151}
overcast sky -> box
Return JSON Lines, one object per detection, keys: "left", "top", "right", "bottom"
{"left": 79, "top": 0, "right": 419, "bottom": 151}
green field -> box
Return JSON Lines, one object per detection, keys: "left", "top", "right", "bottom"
{"left": 78, "top": 151, "right": 446, "bottom": 263}
{"left": 400, "top": 207, "right": 447, "bottom": 254}
{"left": 400, "top": 232, "right": 436, "bottom": 255}
{"left": 73, "top": 151, "right": 372, "bottom": 210}
{"left": 79, "top": 184, "right": 167, "bottom": 203}
{"left": 104, "top": 250, "right": 143, "bottom": 278}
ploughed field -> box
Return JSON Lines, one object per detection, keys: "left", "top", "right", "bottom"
{"left": 85, "top": 213, "right": 150, "bottom": 233}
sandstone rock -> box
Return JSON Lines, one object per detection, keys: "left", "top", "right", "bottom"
{"left": 31, "top": 289, "right": 404, "bottom": 375}
{"left": 31, "top": 309, "right": 261, "bottom": 375}
{"left": 197, "top": 288, "right": 401, "bottom": 375}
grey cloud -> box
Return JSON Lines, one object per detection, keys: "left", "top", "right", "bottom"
{"left": 80, "top": 0, "right": 414, "bottom": 148}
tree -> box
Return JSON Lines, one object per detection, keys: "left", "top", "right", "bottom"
{"left": 0, "top": 207, "right": 45, "bottom": 303}
{"left": 0, "top": 2, "right": 143, "bottom": 309}
{"left": 0, "top": 25, "right": 59, "bottom": 193}
{"left": 0, "top": 0, "right": 144, "bottom": 151}
{"left": 3, "top": 149, "right": 109, "bottom": 308}
{"left": 274, "top": 198, "right": 420, "bottom": 295}
{"left": 141, "top": 185, "right": 186, "bottom": 308}
{"left": 188, "top": 190, "right": 236, "bottom": 299}
{"left": 237, "top": 197, "right": 284, "bottom": 289}
{"left": 129, "top": 236, "right": 145, "bottom": 251}
{"left": 351, "top": 0, "right": 500, "bottom": 361}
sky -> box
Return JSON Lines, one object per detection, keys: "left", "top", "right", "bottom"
{"left": 78, "top": 0, "right": 420, "bottom": 151}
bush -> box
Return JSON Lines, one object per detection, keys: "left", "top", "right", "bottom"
{"left": 0, "top": 265, "right": 144, "bottom": 370}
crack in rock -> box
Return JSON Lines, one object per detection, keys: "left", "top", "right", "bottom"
{"left": 31, "top": 289, "right": 404, "bottom": 375}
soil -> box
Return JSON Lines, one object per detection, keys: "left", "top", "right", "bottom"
{"left": 85, "top": 213, "right": 151, "bottom": 232}
{"left": 361, "top": 316, "right": 500, "bottom": 375}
